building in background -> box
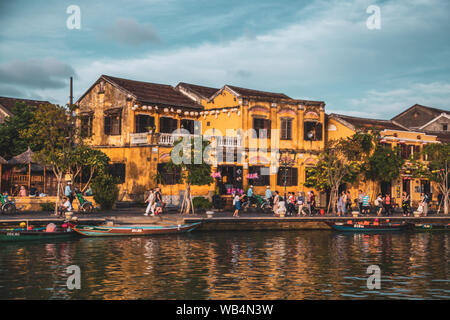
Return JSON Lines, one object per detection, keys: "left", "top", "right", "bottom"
{"left": 0, "top": 96, "right": 50, "bottom": 123}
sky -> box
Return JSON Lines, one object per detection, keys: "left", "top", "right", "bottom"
{"left": 0, "top": 0, "right": 449, "bottom": 118}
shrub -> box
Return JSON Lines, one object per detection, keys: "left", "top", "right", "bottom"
{"left": 40, "top": 202, "right": 55, "bottom": 212}
{"left": 193, "top": 197, "right": 213, "bottom": 210}
{"left": 91, "top": 173, "right": 120, "bottom": 210}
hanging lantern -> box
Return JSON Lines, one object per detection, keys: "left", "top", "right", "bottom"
{"left": 154, "top": 106, "right": 158, "bottom": 110}
{"left": 142, "top": 105, "right": 148, "bottom": 110}
{"left": 164, "top": 108, "right": 169, "bottom": 112}
{"left": 148, "top": 106, "right": 153, "bottom": 110}
{"left": 204, "top": 111, "right": 209, "bottom": 115}
{"left": 195, "top": 112, "right": 198, "bottom": 116}
{"left": 170, "top": 108, "right": 174, "bottom": 113}
{"left": 177, "top": 109, "right": 182, "bottom": 114}
{"left": 184, "top": 111, "right": 189, "bottom": 115}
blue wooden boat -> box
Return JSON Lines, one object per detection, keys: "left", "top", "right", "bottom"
{"left": 326, "top": 221, "right": 408, "bottom": 232}
{"left": 73, "top": 222, "right": 201, "bottom": 237}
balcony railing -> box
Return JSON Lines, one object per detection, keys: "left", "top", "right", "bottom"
{"left": 159, "top": 133, "right": 242, "bottom": 147}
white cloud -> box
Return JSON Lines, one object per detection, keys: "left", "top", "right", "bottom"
{"left": 341, "top": 82, "right": 450, "bottom": 118}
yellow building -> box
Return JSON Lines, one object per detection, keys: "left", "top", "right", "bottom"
{"left": 77, "top": 75, "right": 327, "bottom": 205}
{"left": 327, "top": 113, "right": 441, "bottom": 206}
{"left": 76, "top": 74, "right": 445, "bottom": 209}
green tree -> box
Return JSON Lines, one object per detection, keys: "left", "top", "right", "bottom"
{"left": 20, "top": 103, "right": 76, "bottom": 214}
{"left": 304, "top": 133, "right": 372, "bottom": 214}
{"left": 0, "top": 102, "right": 42, "bottom": 158}
{"left": 70, "top": 145, "right": 110, "bottom": 192}
{"left": 91, "top": 173, "right": 120, "bottom": 210}
{"left": 363, "top": 143, "right": 404, "bottom": 198}
{"left": 167, "top": 136, "right": 213, "bottom": 214}
{"left": 410, "top": 143, "right": 450, "bottom": 215}
{"left": 20, "top": 103, "right": 110, "bottom": 214}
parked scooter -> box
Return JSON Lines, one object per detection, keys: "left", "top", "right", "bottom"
{"left": 75, "top": 189, "right": 94, "bottom": 213}
{"left": 0, "top": 193, "right": 16, "bottom": 214}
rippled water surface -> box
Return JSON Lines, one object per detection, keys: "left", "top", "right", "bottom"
{"left": 0, "top": 231, "right": 448, "bottom": 299}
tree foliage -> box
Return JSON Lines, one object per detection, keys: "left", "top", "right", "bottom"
{"left": 304, "top": 133, "right": 373, "bottom": 213}
{"left": 167, "top": 137, "right": 213, "bottom": 214}
{"left": 410, "top": 143, "right": 450, "bottom": 214}
{"left": 0, "top": 102, "right": 42, "bottom": 159}
{"left": 91, "top": 173, "right": 120, "bottom": 210}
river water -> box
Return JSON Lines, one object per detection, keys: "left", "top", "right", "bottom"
{"left": 0, "top": 230, "right": 448, "bottom": 300}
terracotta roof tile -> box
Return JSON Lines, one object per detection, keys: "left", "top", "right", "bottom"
{"left": 330, "top": 113, "right": 407, "bottom": 131}
{"left": 102, "top": 75, "right": 203, "bottom": 110}
{"left": 226, "top": 85, "right": 291, "bottom": 100}
{"left": 176, "top": 82, "right": 219, "bottom": 99}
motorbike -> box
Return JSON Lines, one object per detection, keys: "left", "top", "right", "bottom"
{"left": 0, "top": 194, "right": 16, "bottom": 214}
{"left": 75, "top": 191, "right": 94, "bottom": 213}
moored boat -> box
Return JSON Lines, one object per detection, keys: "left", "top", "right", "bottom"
{"left": 410, "top": 223, "right": 450, "bottom": 232}
{"left": 326, "top": 221, "right": 409, "bottom": 232}
{"left": 73, "top": 222, "right": 201, "bottom": 237}
{"left": 0, "top": 227, "right": 75, "bottom": 241}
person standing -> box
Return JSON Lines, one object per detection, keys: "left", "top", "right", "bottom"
{"left": 384, "top": 193, "right": 392, "bottom": 216}
{"left": 265, "top": 186, "right": 272, "bottom": 204}
{"left": 297, "top": 191, "right": 305, "bottom": 216}
{"left": 362, "top": 192, "right": 370, "bottom": 216}
{"left": 358, "top": 190, "right": 364, "bottom": 214}
{"left": 309, "top": 191, "right": 316, "bottom": 216}
{"left": 247, "top": 185, "right": 254, "bottom": 207}
{"left": 375, "top": 193, "right": 383, "bottom": 216}
{"left": 233, "top": 192, "right": 241, "bottom": 217}
{"left": 144, "top": 189, "right": 155, "bottom": 216}
{"left": 273, "top": 191, "right": 280, "bottom": 215}
{"left": 420, "top": 193, "right": 429, "bottom": 217}
{"left": 154, "top": 187, "right": 163, "bottom": 215}
{"left": 346, "top": 191, "right": 352, "bottom": 214}
{"left": 337, "top": 192, "right": 345, "bottom": 217}
{"left": 402, "top": 192, "right": 411, "bottom": 217}
{"left": 65, "top": 182, "right": 74, "bottom": 206}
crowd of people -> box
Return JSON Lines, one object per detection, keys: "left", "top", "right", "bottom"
{"left": 232, "top": 186, "right": 317, "bottom": 217}
{"left": 231, "top": 186, "right": 437, "bottom": 217}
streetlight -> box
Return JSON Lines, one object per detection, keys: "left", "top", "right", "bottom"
{"left": 278, "top": 150, "right": 297, "bottom": 202}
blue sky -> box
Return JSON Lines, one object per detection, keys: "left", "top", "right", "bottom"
{"left": 0, "top": 0, "right": 449, "bottom": 118}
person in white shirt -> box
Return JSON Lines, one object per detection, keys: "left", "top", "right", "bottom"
{"left": 58, "top": 196, "right": 73, "bottom": 216}
{"left": 144, "top": 189, "right": 155, "bottom": 216}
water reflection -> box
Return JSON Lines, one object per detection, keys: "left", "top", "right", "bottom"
{"left": 0, "top": 231, "right": 448, "bottom": 300}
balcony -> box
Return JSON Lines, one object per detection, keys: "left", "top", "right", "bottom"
{"left": 159, "top": 133, "right": 242, "bottom": 147}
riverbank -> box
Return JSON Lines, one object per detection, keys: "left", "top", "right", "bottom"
{"left": 1, "top": 208, "right": 449, "bottom": 230}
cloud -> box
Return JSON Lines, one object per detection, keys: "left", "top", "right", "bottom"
{"left": 102, "top": 18, "right": 160, "bottom": 46}
{"left": 0, "top": 57, "right": 76, "bottom": 90}
{"left": 342, "top": 82, "right": 450, "bottom": 118}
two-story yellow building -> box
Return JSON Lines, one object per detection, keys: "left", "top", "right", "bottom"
{"left": 77, "top": 75, "right": 327, "bottom": 205}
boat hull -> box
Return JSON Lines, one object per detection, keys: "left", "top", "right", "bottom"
{"left": 0, "top": 229, "right": 75, "bottom": 242}
{"left": 73, "top": 222, "right": 201, "bottom": 237}
{"left": 326, "top": 222, "right": 408, "bottom": 232}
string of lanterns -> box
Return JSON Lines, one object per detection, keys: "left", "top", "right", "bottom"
{"left": 131, "top": 103, "right": 241, "bottom": 119}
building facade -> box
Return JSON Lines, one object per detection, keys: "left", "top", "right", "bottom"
{"left": 77, "top": 75, "right": 448, "bottom": 208}
{"left": 77, "top": 75, "right": 326, "bottom": 205}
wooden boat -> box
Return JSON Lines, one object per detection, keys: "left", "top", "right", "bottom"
{"left": 410, "top": 223, "right": 450, "bottom": 231}
{"left": 326, "top": 221, "right": 408, "bottom": 232}
{"left": 0, "top": 227, "right": 75, "bottom": 242}
{"left": 73, "top": 222, "right": 201, "bottom": 237}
